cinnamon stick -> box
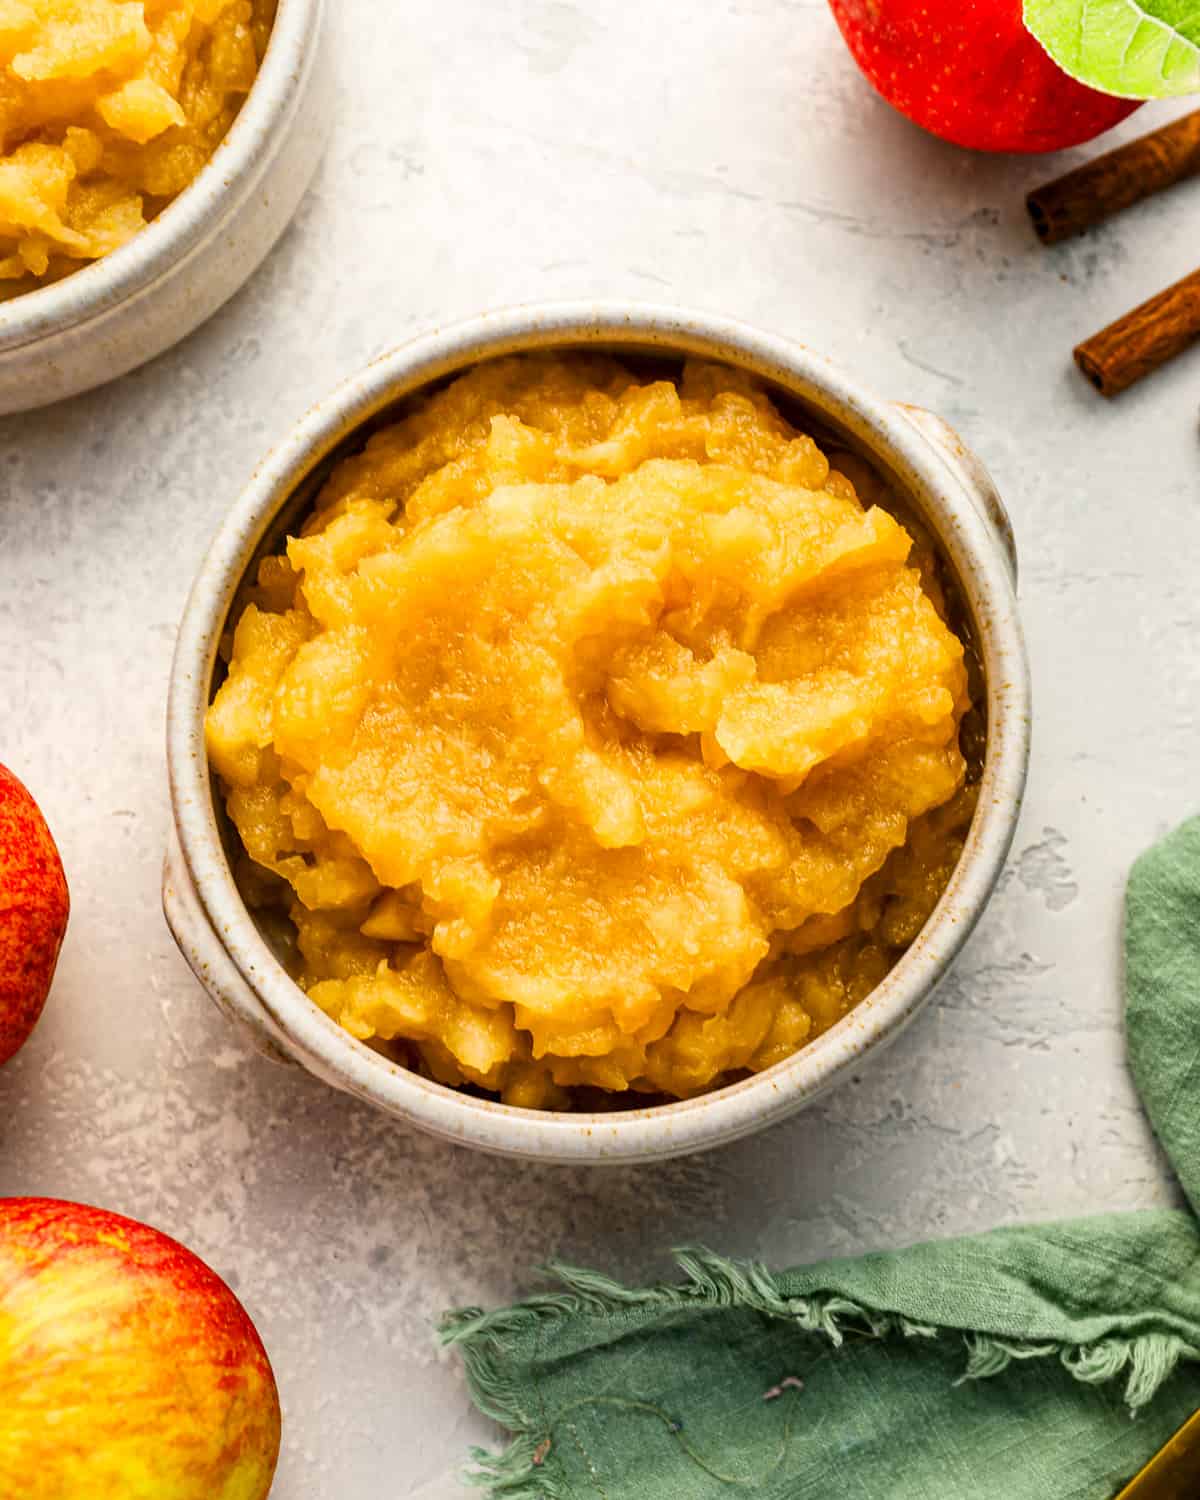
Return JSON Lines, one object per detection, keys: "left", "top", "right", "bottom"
{"left": 1028, "top": 110, "right": 1200, "bottom": 245}
{"left": 1074, "top": 269, "right": 1200, "bottom": 397}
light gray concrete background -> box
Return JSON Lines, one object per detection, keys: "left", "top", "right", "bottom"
{"left": 2, "top": 3, "right": 1198, "bottom": 1495}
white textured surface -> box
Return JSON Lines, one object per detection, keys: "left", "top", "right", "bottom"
{"left": 1, "top": 4, "right": 1198, "bottom": 1495}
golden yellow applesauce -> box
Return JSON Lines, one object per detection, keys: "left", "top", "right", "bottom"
{"left": 207, "top": 356, "right": 976, "bottom": 1108}
{"left": 0, "top": 0, "right": 276, "bottom": 290}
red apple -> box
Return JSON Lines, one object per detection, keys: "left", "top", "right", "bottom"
{"left": 828, "top": 0, "right": 1142, "bottom": 153}
{"left": 0, "top": 764, "right": 69, "bottom": 1064}
{"left": 0, "top": 1198, "right": 281, "bottom": 1500}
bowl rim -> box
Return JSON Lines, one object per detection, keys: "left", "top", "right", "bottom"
{"left": 167, "top": 301, "right": 1031, "bottom": 1162}
{"left": 0, "top": 0, "right": 320, "bottom": 354}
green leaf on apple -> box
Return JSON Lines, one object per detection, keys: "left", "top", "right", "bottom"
{"left": 1024, "top": 0, "right": 1200, "bottom": 99}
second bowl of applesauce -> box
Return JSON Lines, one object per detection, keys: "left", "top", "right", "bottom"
{"left": 166, "top": 305, "right": 1029, "bottom": 1162}
{"left": 0, "top": 0, "right": 330, "bottom": 412}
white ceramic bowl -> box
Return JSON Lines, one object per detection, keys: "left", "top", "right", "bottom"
{"left": 0, "top": 0, "right": 330, "bottom": 415}
{"left": 165, "top": 304, "right": 1031, "bottom": 1164}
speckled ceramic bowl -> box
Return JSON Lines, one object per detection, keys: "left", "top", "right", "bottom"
{"left": 0, "top": 0, "right": 330, "bottom": 416}
{"left": 164, "top": 304, "right": 1031, "bottom": 1164}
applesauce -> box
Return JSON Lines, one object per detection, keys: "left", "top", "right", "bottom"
{"left": 0, "top": 1, "right": 276, "bottom": 290}
{"left": 207, "top": 355, "right": 976, "bottom": 1108}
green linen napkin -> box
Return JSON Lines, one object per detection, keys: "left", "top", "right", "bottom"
{"left": 442, "top": 818, "right": 1200, "bottom": 1499}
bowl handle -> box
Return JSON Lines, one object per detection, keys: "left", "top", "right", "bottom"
{"left": 162, "top": 827, "right": 298, "bottom": 1068}
{"left": 892, "top": 404, "right": 1017, "bottom": 586}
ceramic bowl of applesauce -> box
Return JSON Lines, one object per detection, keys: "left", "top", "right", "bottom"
{"left": 0, "top": 0, "right": 330, "bottom": 415}
{"left": 165, "top": 304, "right": 1030, "bottom": 1164}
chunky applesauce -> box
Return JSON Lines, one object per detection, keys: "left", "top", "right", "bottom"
{"left": 207, "top": 356, "right": 975, "bottom": 1108}
{"left": 0, "top": 0, "right": 276, "bottom": 290}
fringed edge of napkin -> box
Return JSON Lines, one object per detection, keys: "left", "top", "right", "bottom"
{"left": 440, "top": 1247, "right": 1199, "bottom": 1498}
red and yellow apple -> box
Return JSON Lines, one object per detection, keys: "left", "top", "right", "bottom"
{"left": 0, "top": 764, "right": 69, "bottom": 1064}
{"left": 0, "top": 1198, "right": 282, "bottom": 1500}
{"left": 828, "top": 0, "right": 1141, "bottom": 153}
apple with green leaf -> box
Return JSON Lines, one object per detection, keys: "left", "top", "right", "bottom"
{"left": 0, "top": 764, "right": 69, "bottom": 1065}
{"left": 0, "top": 1198, "right": 282, "bottom": 1500}
{"left": 829, "top": 0, "right": 1200, "bottom": 154}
